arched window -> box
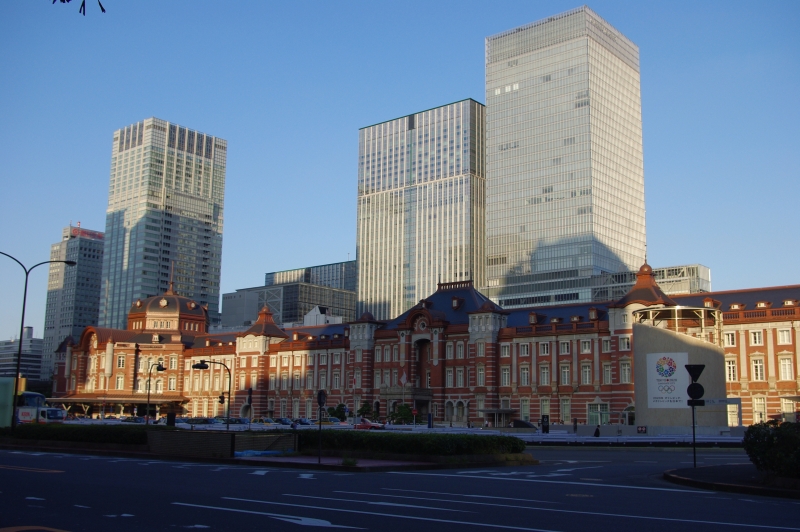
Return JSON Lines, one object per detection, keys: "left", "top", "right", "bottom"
{"left": 155, "top": 380, "right": 163, "bottom": 393}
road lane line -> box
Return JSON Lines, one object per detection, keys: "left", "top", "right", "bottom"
{"left": 389, "top": 471, "right": 709, "bottom": 493}
{"left": 223, "top": 497, "right": 561, "bottom": 532}
{"left": 0, "top": 465, "right": 63, "bottom": 473}
{"left": 172, "top": 502, "right": 364, "bottom": 529}
{"left": 322, "top": 491, "right": 800, "bottom": 530}
{"left": 382, "top": 489, "right": 558, "bottom": 504}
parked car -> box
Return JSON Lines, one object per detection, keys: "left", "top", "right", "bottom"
{"left": 354, "top": 418, "right": 384, "bottom": 430}
{"left": 275, "top": 417, "right": 293, "bottom": 426}
{"left": 316, "top": 417, "right": 343, "bottom": 425}
{"left": 510, "top": 419, "right": 538, "bottom": 430}
{"left": 294, "top": 418, "right": 313, "bottom": 426}
{"left": 122, "top": 416, "right": 145, "bottom": 424}
{"left": 252, "top": 417, "right": 279, "bottom": 425}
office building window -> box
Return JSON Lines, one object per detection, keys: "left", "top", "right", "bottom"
{"left": 753, "top": 397, "right": 767, "bottom": 423}
{"left": 520, "top": 366, "right": 530, "bottom": 386}
{"left": 778, "top": 329, "right": 792, "bottom": 345}
{"left": 539, "top": 342, "right": 549, "bottom": 356}
{"left": 752, "top": 359, "right": 765, "bottom": 381}
{"left": 520, "top": 344, "right": 529, "bottom": 356}
{"left": 559, "top": 341, "right": 570, "bottom": 355}
{"left": 726, "top": 360, "right": 737, "bottom": 382}
{"left": 540, "top": 397, "right": 550, "bottom": 417}
{"left": 724, "top": 333, "right": 736, "bottom": 347}
{"left": 501, "top": 367, "right": 510, "bottom": 386}
{"left": 477, "top": 366, "right": 485, "bottom": 386}
{"left": 603, "top": 363, "right": 612, "bottom": 384}
{"left": 446, "top": 368, "right": 453, "bottom": 387}
{"left": 581, "top": 363, "right": 591, "bottom": 385}
{"left": 457, "top": 343, "right": 464, "bottom": 359}
{"left": 580, "top": 340, "right": 592, "bottom": 354}
{"left": 560, "top": 364, "right": 570, "bottom": 385}
{"left": 619, "top": 337, "right": 631, "bottom": 351}
{"left": 456, "top": 368, "right": 464, "bottom": 387}
{"left": 446, "top": 344, "right": 453, "bottom": 359}
{"left": 520, "top": 398, "right": 530, "bottom": 421}
{"left": 540, "top": 365, "right": 550, "bottom": 385}
{"left": 620, "top": 362, "right": 631, "bottom": 383}
{"left": 750, "top": 331, "right": 763, "bottom": 346}
{"left": 779, "top": 358, "right": 793, "bottom": 381}
{"left": 560, "top": 397, "right": 571, "bottom": 423}
{"left": 602, "top": 339, "right": 611, "bottom": 352}
{"left": 477, "top": 342, "right": 485, "bottom": 357}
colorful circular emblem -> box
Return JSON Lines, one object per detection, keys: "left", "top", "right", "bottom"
{"left": 656, "top": 356, "right": 677, "bottom": 378}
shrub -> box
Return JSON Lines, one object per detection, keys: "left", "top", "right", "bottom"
{"left": 0, "top": 424, "right": 172, "bottom": 445}
{"left": 297, "top": 431, "right": 525, "bottom": 455}
{"left": 743, "top": 421, "right": 800, "bottom": 478}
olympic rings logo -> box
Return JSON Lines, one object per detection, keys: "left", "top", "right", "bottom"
{"left": 658, "top": 384, "right": 676, "bottom": 393}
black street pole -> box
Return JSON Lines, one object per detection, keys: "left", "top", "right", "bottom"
{"left": 1, "top": 252, "right": 75, "bottom": 430}
{"left": 318, "top": 405, "right": 323, "bottom": 465}
{"left": 692, "top": 403, "right": 697, "bottom": 468}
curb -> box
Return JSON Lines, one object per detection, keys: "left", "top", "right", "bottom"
{"left": 663, "top": 468, "right": 800, "bottom": 500}
{"left": 0, "top": 442, "right": 533, "bottom": 473}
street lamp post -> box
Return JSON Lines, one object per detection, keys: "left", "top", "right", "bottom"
{"left": 146, "top": 362, "right": 166, "bottom": 424}
{"left": 1, "top": 251, "right": 76, "bottom": 429}
{"left": 192, "top": 359, "right": 231, "bottom": 431}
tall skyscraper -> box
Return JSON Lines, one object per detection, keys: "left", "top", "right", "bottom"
{"left": 484, "top": 7, "right": 646, "bottom": 307}
{"left": 99, "top": 118, "right": 227, "bottom": 329}
{"left": 357, "top": 99, "right": 485, "bottom": 320}
{"left": 41, "top": 225, "right": 104, "bottom": 379}
{"left": 265, "top": 260, "right": 357, "bottom": 292}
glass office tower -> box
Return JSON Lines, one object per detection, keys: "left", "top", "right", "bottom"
{"left": 42, "top": 225, "right": 104, "bottom": 379}
{"left": 485, "top": 7, "right": 646, "bottom": 307}
{"left": 99, "top": 118, "right": 226, "bottom": 329}
{"left": 357, "top": 99, "right": 485, "bottom": 319}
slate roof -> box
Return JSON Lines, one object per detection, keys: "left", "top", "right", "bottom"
{"left": 505, "top": 302, "right": 608, "bottom": 327}
{"left": 383, "top": 281, "right": 503, "bottom": 329}
{"left": 610, "top": 263, "right": 677, "bottom": 308}
{"left": 238, "top": 306, "right": 288, "bottom": 338}
{"left": 671, "top": 285, "right": 800, "bottom": 310}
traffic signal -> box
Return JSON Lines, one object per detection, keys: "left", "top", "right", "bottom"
{"left": 218, "top": 394, "right": 225, "bottom": 405}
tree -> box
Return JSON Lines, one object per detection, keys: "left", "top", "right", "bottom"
{"left": 390, "top": 404, "right": 413, "bottom": 425}
{"left": 53, "top": 0, "right": 106, "bottom": 16}
{"left": 357, "top": 403, "right": 373, "bottom": 419}
{"left": 327, "top": 404, "right": 347, "bottom": 421}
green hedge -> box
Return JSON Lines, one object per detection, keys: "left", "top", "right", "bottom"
{"left": 743, "top": 421, "right": 800, "bottom": 478}
{"left": 297, "top": 430, "right": 526, "bottom": 455}
{"left": 0, "top": 424, "right": 172, "bottom": 445}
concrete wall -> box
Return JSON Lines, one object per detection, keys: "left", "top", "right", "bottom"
{"left": 633, "top": 323, "right": 727, "bottom": 428}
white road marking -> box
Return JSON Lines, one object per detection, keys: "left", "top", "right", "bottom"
{"left": 366, "top": 501, "right": 466, "bottom": 512}
{"left": 74, "top": 504, "right": 91, "bottom": 508}
{"left": 121, "top": 514, "right": 135, "bottom": 517}
{"left": 26, "top": 497, "right": 45, "bottom": 500}
{"left": 389, "top": 472, "right": 709, "bottom": 493}
{"left": 634, "top": 461, "right": 658, "bottom": 463}
{"left": 458, "top": 470, "right": 496, "bottom": 474}
{"left": 183, "top": 526, "right": 210, "bottom": 529}
{"left": 299, "top": 473, "right": 315, "bottom": 479}
{"left": 319, "top": 491, "right": 800, "bottom": 530}
{"left": 251, "top": 470, "right": 269, "bottom": 475}
{"left": 373, "top": 489, "right": 559, "bottom": 505}
{"left": 223, "top": 497, "right": 560, "bottom": 532}
{"left": 173, "top": 502, "right": 361, "bottom": 528}
{"left": 554, "top": 466, "right": 604, "bottom": 472}
{"left": 525, "top": 474, "right": 570, "bottom": 478}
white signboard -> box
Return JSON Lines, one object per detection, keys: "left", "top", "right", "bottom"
{"left": 646, "top": 352, "right": 689, "bottom": 408}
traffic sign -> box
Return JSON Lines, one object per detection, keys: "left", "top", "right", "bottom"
{"left": 687, "top": 382, "right": 705, "bottom": 400}
{"left": 317, "top": 390, "right": 327, "bottom": 407}
{"left": 685, "top": 364, "right": 705, "bottom": 383}
{"left": 412, "top": 408, "right": 418, "bottom": 416}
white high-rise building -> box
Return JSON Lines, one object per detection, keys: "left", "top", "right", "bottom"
{"left": 357, "top": 100, "right": 485, "bottom": 319}
{"left": 484, "top": 7, "right": 646, "bottom": 307}
{"left": 99, "top": 118, "right": 227, "bottom": 329}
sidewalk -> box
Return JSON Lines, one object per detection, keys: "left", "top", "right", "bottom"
{"left": 664, "top": 464, "right": 800, "bottom": 500}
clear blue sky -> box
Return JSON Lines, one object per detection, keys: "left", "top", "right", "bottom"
{"left": 0, "top": 1, "right": 798, "bottom": 341}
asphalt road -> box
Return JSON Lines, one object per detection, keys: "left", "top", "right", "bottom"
{"left": 0, "top": 447, "right": 796, "bottom": 532}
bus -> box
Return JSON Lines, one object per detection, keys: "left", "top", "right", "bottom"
{"left": 16, "top": 391, "right": 66, "bottom": 424}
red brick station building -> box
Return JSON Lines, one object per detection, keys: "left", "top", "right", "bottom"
{"left": 54, "top": 266, "right": 800, "bottom": 427}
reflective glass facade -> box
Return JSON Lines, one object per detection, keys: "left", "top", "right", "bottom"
{"left": 265, "top": 261, "right": 357, "bottom": 292}
{"left": 485, "top": 7, "right": 646, "bottom": 306}
{"left": 42, "top": 226, "right": 104, "bottom": 379}
{"left": 357, "top": 100, "right": 485, "bottom": 319}
{"left": 99, "top": 118, "right": 226, "bottom": 329}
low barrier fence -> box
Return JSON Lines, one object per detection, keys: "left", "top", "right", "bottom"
{"left": 147, "top": 430, "right": 296, "bottom": 459}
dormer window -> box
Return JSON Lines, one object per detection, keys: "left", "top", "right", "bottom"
{"left": 756, "top": 302, "right": 769, "bottom": 308}
{"left": 550, "top": 317, "right": 561, "bottom": 324}
{"left": 784, "top": 300, "right": 796, "bottom": 307}
{"left": 293, "top": 333, "right": 298, "bottom": 341}
{"left": 451, "top": 297, "right": 464, "bottom": 310}
{"left": 730, "top": 304, "right": 741, "bottom": 310}
{"left": 588, "top": 308, "right": 598, "bottom": 320}
{"left": 528, "top": 313, "right": 537, "bottom": 325}
{"left": 704, "top": 301, "right": 712, "bottom": 308}
{"left": 570, "top": 315, "right": 581, "bottom": 323}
